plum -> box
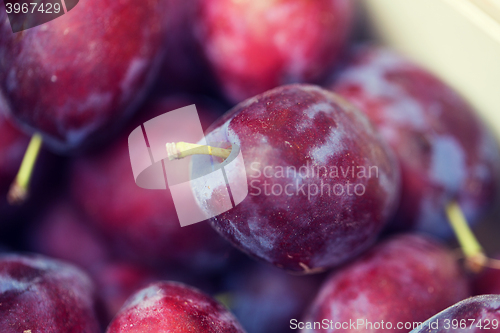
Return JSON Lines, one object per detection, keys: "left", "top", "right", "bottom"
{"left": 302, "top": 234, "right": 470, "bottom": 332}
{"left": 473, "top": 254, "right": 500, "bottom": 296}
{"left": 0, "top": 253, "right": 101, "bottom": 332}
{"left": 190, "top": 84, "right": 400, "bottom": 273}
{"left": 196, "top": 0, "right": 355, "bottom": 103}
{"left": 0, "top": 0, "right": 168, "bottom": 151}
{"left": 70, "top": 97, "right": 232, "bottom": 272}
{"left": 106, "top": 281, "right": 246, "bottom": 333}
{"left": 331, "top": 45, "right": 500, "bottom": 237}
{"left": 410, "top": 295, "right": 500, "bottom": 333}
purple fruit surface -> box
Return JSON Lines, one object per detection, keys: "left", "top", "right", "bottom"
{"left": 0, "top": 254, "right": 101, "bottom": 332}
{"left": 410, "top": 295, "right": 500, "bottom": 333}
{"left": 332, "top": 45, "right": 500, "bottom": 237}
{"left": 196, "top": 0, "right": 354, "bottom": 103}
{"left": 0, "top": 0, "right": 167, "bottom": 151}
{"left": 191, "top": 84, "right": 400, "bottom": 273}
{"left": 106, "top": 281, "right": 246, "bottom": 333}
{"left": 302, "top": 234, "right": 470, "bottom": 332}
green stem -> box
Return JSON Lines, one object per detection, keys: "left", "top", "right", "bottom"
{"left": 445, "top": 201, "right": 486, "bottom": 272}
{"left": 7, "top": 133, "right": 43, "bottom": 205}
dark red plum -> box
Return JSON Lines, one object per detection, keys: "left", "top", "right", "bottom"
{"left": 331, "top": 45, "right": 500, "bottom": 237}
{"left": 410, "top": 295, "right": 500, "bottom": 333}
{"left": 221, "top": 260, "right": 324, "bottom": 333}
{"left": 196, "top": 0, "right": 354, "bottom": 103}
{"left": 303, "top": 234, "right": 470, "bottom": 332}
{"left": 71, "top": 97, "right": 231, "bottom": 272}
{"left": 0, "top": 254, "right": 101, "bottom": 332}
{"left": 0, "top": 0, "right": 167, "bottom": 151}
{"left": 106, "top": 281, "right": 246, "bottom": 333}
{"left": 191, "top": 84, "right": 400, "bottom": 273}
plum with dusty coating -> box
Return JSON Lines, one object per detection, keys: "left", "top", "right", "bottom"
{"left": 332, "top": 45, "right": 500, "bottom": 237}
{"left": 191, "top": 84, "right": 400, "bottom": 273}
{"left": 303, "top": 234, "right": 470, "bottom": 332}
{"left": 0, "top": 254, "right": 101, "bottom": 333}
{"left": 196, "top": 0, "right": 354, "bottom": 103}
{"left": 106, "top": 281, "right": 246, "bottom": 333}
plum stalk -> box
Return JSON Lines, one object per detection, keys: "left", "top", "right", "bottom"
{"left": 7, "top": 133, "right": 43, "bottom": 204}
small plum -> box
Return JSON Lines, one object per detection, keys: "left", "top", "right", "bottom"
{"left": 106, "top": 281, "right": 246, "bottom": 333}
{"left": 196, "top": 0, "right": 355, "bottom": 103}
{"left": 191, "top": 84, "right": 400, "bottom": 273}
{"left": 331, "top": 45, "right": 500, "bottom": 237}
{"left": 0, "top": 0, "right": 168, "bottom": 151}
{"left": 303, "top": 234, "right": 470, "bottom": 333}
{"left": 0, "top": 254, "right": 101, "bottom": 332}
{"left": 0, "top": 104, "right": 29, "bottom": 219}
{"left": 410, "top": 295, "right": 500, "bottom": 333}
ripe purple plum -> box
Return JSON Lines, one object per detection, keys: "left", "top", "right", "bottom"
{"left": 0, "top": 0, "right": 168, "bottom": 151}
{"left": 196, "top": 0, "right": 354, "bottom": 103}
{"left": 70, "top": 97, "right": 231, "bottom": 271}
{"left": 191, "top": 84, "right": 400, "bottom": 273}
{"left": 106, "top": 281, "right": 246, "bottom": 333}
{"left": 303, "top": 234, "right": 470, "bottom": 332}
{"left": 0, "top": 254, "right": 101, "bottom": 332}
{"left": 410, "top": 295, "right": 500, "bottom": 333}
{"left": 331, "top": 45, "right": 500, "bottom": 237}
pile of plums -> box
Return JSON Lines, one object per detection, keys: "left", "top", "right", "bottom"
{"left": 1, "top": 0, "right": 500, "bottom": 332}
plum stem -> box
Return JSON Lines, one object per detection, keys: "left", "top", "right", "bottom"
{"left": 7, "top": 133, "right": 43, "bottom": 205}
{"left": 166, "top": 142, "right": 231, "bottom": 161}
{"left": 445, "top": 201, "right": 487, "bottom": 272}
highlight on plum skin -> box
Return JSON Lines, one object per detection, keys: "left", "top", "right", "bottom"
{"left": 106, "top": 281, "right": 246, "bottom": 333}
{"left": 410, "top": 295, "right": 500, "bottom": 333}
{"left": 331, "top": 45, "right": 500, "bottom": 238}
{"left": 0, "top": 254, "right": 101, "bottom": 333}
{"left": 302, "top": 234, "right": 470, "bottom": 333}
{"left": 190, "top": 84, "right": 401, "bottom": 273}
{"left": 196, "top": 0, "right": 355, "bottom": 103}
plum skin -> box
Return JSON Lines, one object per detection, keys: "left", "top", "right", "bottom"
{"left": 192, "top": 84, "right": 400, "bottom": 273}
{"left": 106, "top": 281, "right": 246, "bottom": 333}
{"left": 0, "top": 254, "right": 101, "bottom": 333}
{"left": 332, "top": 45, "right": 500, "bottom": 237}
{"left": 196, "top": 0, "right": 354, "bottom": 103}
{"left": 303, "top": 234, "right": 470, "bottom": 333}
{"left": 0, "top": 0, "right": 167, "bottom": 151}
